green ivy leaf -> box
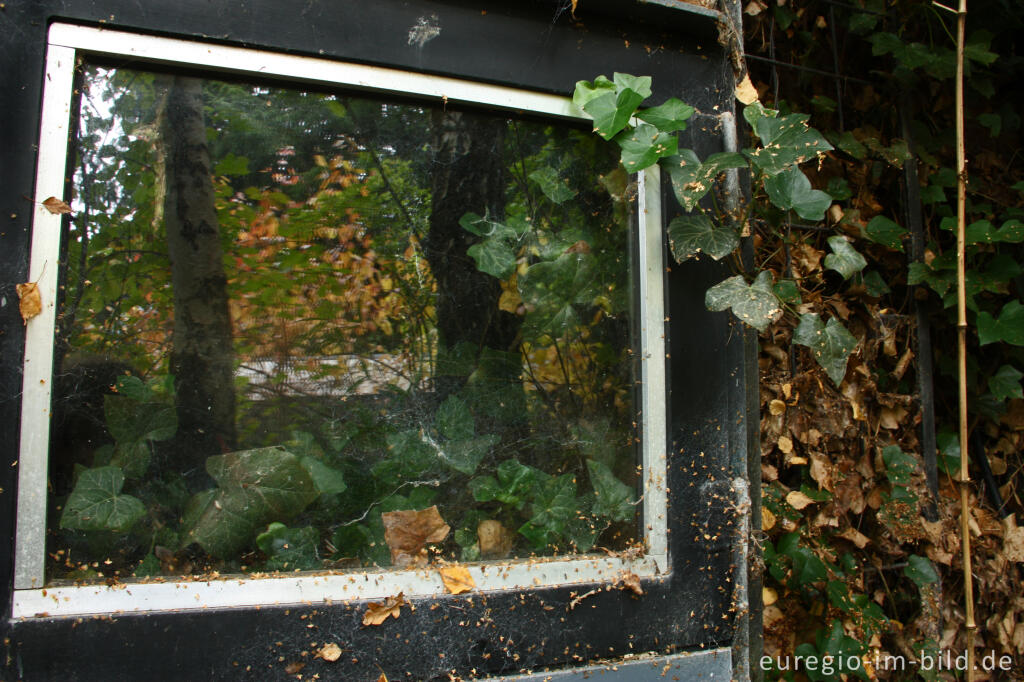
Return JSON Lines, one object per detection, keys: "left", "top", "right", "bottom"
{"left": 763, "top": 167, "right": 832, "bottom": 221}
{"left": 435, "top": 395, "right": 475, "bottom": 442}
{"left": 793, "top": 313, "right": 857, "bottom": 385}
{"left": 528, "top": 166, "right": 576, "bottom": 204}
{"left": 572, "top": 75, "right": 616, "bottom": 109}
{"left": 586, "top": 459, "right": 634, "bottom": 522}
{"left": 864, "top": 215, "right": 906, "bottom": 251}
{"left": 977, "top": 300, "right": 1024, "bottom": 346}
{"left": 664, "top": 150, "right": 747, "bottom": 212}
{"left": 582, "top": 89, "right": 644, "bottom": 141}
{"left": 519, "top": 252, "right": 599, "bottom": 341}
{"left": 443, "top": 434, "right": 499, "bottom": 476}
{"left": 467, "top": 239, "right": 516, "bottom": 279}
{"left": 636, "top": 97, "right": 694, "bottom": 132}
{"left": 988, "top": 365, "right": 1024, "bottom": 401}
{"left": 667, "top": 213, "right": 739, "bottom": 262}
{"left": 255, "top": 522, "right": 321, "bottom": 571}
{"left": 863, "top": 270, "right": 891, "bottom": 297}
{"left": 469, "top": 458, "right": 542, "bottom": 510}
{"left": 742, "top": 101, "right": 777, "bottom": 129}
{"left": 104, "top": 397, "right": 177, "bottom": 445}
{"left": 183, "top": 447, "right": 318, "bottom": 557}
{"left": 747, "top": 113, "right": 833, "bottom": 176}
{"left": 882, "top": 445, "right": 917, "bottom": 488}
{"left": 824, "top": 235, "right": 868, "bottom": 279}
{"left": 903, "top": 554, "right": 939, "bottom": 587}
{"left": 773, "top": 279, "right": 802, "bottom": 305}
{"left": 615, "top": 123, "right": 678, "bottom": 171}
{"left": 705, "top": 271, "right": 782, "bottom": 332}
{"left": 520, "top": 473, "right": 576, "bottom": 549}
{"left": 613, "top": 72, "right": 652, "bottom": 99}
{"left": 60, "top": 466, "right": 146, "bottom": 532}
{"left": 299, "top": 455, "right": 348, "bottom": 495}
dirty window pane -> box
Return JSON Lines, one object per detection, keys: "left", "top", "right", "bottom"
{"left": 47, "top": 65, "right": 639, "bottom": 583}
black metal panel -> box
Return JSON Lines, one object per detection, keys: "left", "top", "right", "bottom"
{"left": 0, "top": 1, "right": 749, "bottom": 679}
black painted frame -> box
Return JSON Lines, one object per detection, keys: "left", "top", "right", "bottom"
{"left": 0, "top": 2, "right": 758, "bottom": 679}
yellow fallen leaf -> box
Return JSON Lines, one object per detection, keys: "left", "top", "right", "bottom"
{"left": 362, "top": 592, "right": 408, "bottom": 626}
{"left": 378, "top": 674, "right": 388, "bottom": 682}
{"left": 736, "top": 73, "right": 759, "bottom": 105}
{"left": 16, "top": 282, "right": 41, "bottom": 325}
{"left": 438, "top": 565, "right": 475, "bottom": 595}
{"left": 42, "top": 196, "right": 72, "bottom": 214}
{"left": 837, "top": 527, "right": 870, "bottom": 549}
{"left": 769, "top": 399, "right": 786, "bottom": 415}
{"left": 786, "top": 490, "right": 816, "bottom": 510}
{"left": 763, "top": 586, "right": 778, "bottom": 606}
{"left": 777, "top": 436, "right": 794, "bottom": 454}
{"left": 762, "top": 507, "right": 777, "bottom": 531}
{"left": 318, "top": 642, "right": 342, "bottom": 662}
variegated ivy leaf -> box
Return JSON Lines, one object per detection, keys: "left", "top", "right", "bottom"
{"left": 664, "top": 150, "right": 747, "bottom": 212}
{"left": 667, "top": 213, "right": 739, "bottom": 262}
{"left": 792, "top": 313, "right": 858, "bottom": 385}
{"left": 824, "top": 235, "right": 868, "bottom": 279}
{"left": 705, "top": 271, "right": 782, "bottom": 332}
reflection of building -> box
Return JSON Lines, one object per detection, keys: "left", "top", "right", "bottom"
{"left": 237, "top": 354, "right": 415, "bottom": 398}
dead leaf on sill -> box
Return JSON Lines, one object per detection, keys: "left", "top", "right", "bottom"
{"left": 362, "top": 592, "right": 408, "bottom": 626}
{"left": 318, "top": 642, "right": 342, "bottom": 662}
{"left": 617, "top": 570, "right": 644, "bottom": 596}
{"left": 16, "top": 282, "right": 41, "bottom": 325}
{"left": 438, "top": 565, "right": 475, "bottom": 595}
{"left": 382, "top": 506, "right": 449, "bottom": 567}
{"left": 42, "top": 196, "right": 72, "bottom": 215}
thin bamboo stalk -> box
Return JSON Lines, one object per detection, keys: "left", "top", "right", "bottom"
{"left": 951, "top": 0, "right": 977, "bottom": 677}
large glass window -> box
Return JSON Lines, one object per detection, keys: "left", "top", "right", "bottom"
{"left": 14, "top": 25, "right": 667, "bottom": 615}
{"left": 49, "top": 64, "right": 637, "bottom": 581}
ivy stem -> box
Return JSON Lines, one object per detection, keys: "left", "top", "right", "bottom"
{"left": 952, "top": 0, "right": 976, "bottom": 678}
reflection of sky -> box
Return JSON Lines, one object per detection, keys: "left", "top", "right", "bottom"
{"left": 72, "top": 66, "right": 126, "bottom": 231}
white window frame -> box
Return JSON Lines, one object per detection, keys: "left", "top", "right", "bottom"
{"left": 13, "top": 22, "right": 668, "bottom": 618}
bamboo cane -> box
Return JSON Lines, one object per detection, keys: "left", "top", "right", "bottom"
{"left": 952, "top": 0, "right": 976, "bottom": 677}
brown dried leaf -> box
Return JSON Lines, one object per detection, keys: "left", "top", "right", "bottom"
{"left": 378, "top": 674, "right": 388, "bottom": 682}
{"left": 809, "top": 452, "right": 833, "bottom": 492}
{"left": 617, "top": 570, "right": 644, "bottom": 596}
{"left": 786, "top": 490, "right": 816, "bottom": 510}
{"left": 999, "top": 522, "right": 1024, "bottom": 561}
{"left": 736, "top": 74, "right": 759, "bottom": 105}
{"left": 762, "top": 507, "right": 777, "bottom": 531}
{"left": 16, "top": 282, "right": 41, "bottom": 325}
{"left": 362, "top": 593, "right": 408, "bottom": 626}
{"left": 284, "top": 661, "right": 306, "bottom": 675}
{"left": 777, "top": 436, "right": 794, "bottom": 454}
{"left": 837, "top": 527, "right": 870, "bottom": 549}
{"left": 879, "top": 405, "right": 908, "bottom": 430}
{"left": 478, "top": 519, "right": 513, "bottom": 559}
{"left": 769, "top": 399, "right": 787, "bottom": 416}
{"left": 318, "top": 642, "right": 342, "bottom": 662}
{"left": 382, "top": 506, "right": 450, "bottom": 567}
{"left": 42, "top": 196, "right": 72, "bottom": 214}
{"left": 438, "top": 565, "right": 475, "bottom": 595}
